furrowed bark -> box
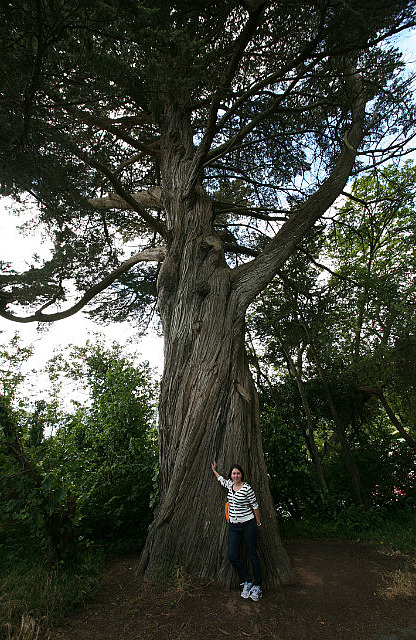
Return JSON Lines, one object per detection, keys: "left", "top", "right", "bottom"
{"left": 139, "top": 271, "right": 294, "bottom": 585}
{"left": 138, "top": 104, "right": 294, "bottom": 587}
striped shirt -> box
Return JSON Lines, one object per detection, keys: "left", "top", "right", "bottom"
{"left": 217, "top": 475, "right": 259, "bottom": 523}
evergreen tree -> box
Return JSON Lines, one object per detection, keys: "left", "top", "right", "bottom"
{"left": 1, "top": 0, "right": 415, "bottom": 585}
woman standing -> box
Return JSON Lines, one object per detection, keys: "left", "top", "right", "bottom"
{"left": 211, "top": 461, "right": 263, "bottom": 600}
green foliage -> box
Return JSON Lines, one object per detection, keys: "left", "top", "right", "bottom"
{"left": 261, "top": 379, "right": 415, "bottom": 520}
{"left": 261, "top": 399, "right": 324, "bottom": 518}
{"left": 0, "top": 332, "right": 33, "bottom": 400}
{"left": 333, "top": 505, "right": 384, "bottom": 534}
{"left": 317, "top": 164, "right": 416, "bottom": 435}
{"left": 322, "top": 434, "right": 415, "bottom": 509}
{"left": 280, "top": 508, "right": 416, "bottom": 555}
{"left": 44, "top": 340, "right": 159, "bottom": 549}
{"left": 0, "top": 393, "right": 80, "bottom": 562}
{"left": 1, "top": 337, "right": 159, "bottom": 561}
{"left": 0, "top": 335, "right": 158, "bottom": 635}
{"left": 248, "top": 163, "right": 416, "bottom": 528}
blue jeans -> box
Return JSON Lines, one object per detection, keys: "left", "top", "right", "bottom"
{"left": 228, "top": 518, "right": 262, "bottom": 586}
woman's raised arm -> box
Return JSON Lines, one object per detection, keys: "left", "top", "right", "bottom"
{"left": 211, "top": 460, "right": 221, "bottom": 479}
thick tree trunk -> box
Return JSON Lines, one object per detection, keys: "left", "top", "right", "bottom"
{"left": 139, "top": 229, "right": 293, "bottom": 586}
{"left": 139, "top": 106, "right": 294, "bottom": 587}
{"left": 139, "top": 307, "right": 293, "bottom": 586}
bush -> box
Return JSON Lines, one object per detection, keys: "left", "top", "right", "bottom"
{"left": 1, "top": 340, "right": 159, "bottom": 559}
{"left": 280, "top": 507, "right": 416, "bottom": 555}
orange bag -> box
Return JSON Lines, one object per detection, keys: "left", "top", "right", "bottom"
{"left": 225, "top": 502, "right": 230, "bottom": 522}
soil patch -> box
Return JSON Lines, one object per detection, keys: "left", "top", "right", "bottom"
{"left": 51, "top": 539, "right": 416, "bottom": 640}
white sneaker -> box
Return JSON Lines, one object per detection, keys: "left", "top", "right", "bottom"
{"left": 249, "top": 585, "right": 262, "bottom": 601}
{"left": 240, "top": 581, "right": 253, "bottom": 598}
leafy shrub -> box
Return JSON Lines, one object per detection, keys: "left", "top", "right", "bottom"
{"left": 1, "top": 340, "right": 159, "bottom": 559}
{"left": 333, "top": 505, "right": 383, "bottom": 535}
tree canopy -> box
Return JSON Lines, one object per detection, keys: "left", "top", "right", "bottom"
{"left": 1, "top": 0, "right": 415, "bottom": 323}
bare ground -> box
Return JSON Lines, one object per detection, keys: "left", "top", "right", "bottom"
{"left": 50, "top": 539, "right": 416, "bottom": 640}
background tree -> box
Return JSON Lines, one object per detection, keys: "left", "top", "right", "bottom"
{"left": 249, "top": 164, "right": 416, "bottom": 518}
{"left": 44, "top": 340, "right": 158, "bottom": 549}
{"left": 0, "top": 393, "right": 79, "bottom": 560}
{"left": 1, "top": 0, "right": 415, "bottom": 585}
{"left": 249, "top": 242, "right": 367, "bottom": 508}
{"left": 0, "top": 332, "right": 33, "bottom": 400}
{"left": 326, "top": 162, "right": 416, "bottom": 452}
{"left": 0, "top": 339, "right": 158, "bottom": 558}
{"left": 246, "top": 238, "right": 336, "bottom": 505}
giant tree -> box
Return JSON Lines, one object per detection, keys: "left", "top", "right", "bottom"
{"left": 1, "top": 0, "right": 415, "bottom": 586}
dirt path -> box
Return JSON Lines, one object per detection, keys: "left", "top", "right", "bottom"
{"left": 51, "top": 539, "right": 416, "bottom": 640}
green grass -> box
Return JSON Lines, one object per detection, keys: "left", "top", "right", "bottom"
{"left": 0, "top": 549, "right": 105, "bottom": 640}
{"left": 280, "top": 507, "right": 416, "bottom": 555}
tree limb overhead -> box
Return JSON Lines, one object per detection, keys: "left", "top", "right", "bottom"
{"left": 0, "top": 247, "right": 166, "bottom": 324}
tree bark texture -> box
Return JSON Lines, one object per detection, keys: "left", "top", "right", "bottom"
{"left": 138, "top": 107, "right": 294, "bottom": 587}
{"left": 138, "top": 84, "right": 366, "bottom": 584}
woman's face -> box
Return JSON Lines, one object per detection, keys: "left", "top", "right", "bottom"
{"left": 231, "top": 468, "right": 243, "bottom": 483}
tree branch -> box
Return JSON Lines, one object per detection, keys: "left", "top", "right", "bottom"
{"left": 0, "top": 247, "right": 166, "bottom": 324}
{"left": 223, "top": 242, "right": 258, "bottom": 257}
{"left": 359, "top": 386, "right": 416, "bottom": 453}
{"left": 63, "top": 106, "right": 160, "bottom": 157}
{"left": 89, "top": 187, "right": 162, "bottom": 211}
{"left": 112, "top": 152, "right": 151, "bottom": 176}
{"left": 184, "top": 3, "right": 266, "bottom": 196}
{"left": 213, "top": 0, "right": 399, "bottom": 137}
{"left": 231, "top": 65, "right": 367, "bottom": 311}
{"left": 205, "top": 65, "right": 317, "bottom": 167}
{"left": 74, "top": 151, "right": 167, "bottom": 239}
{"left": 203, "top": 3, "right": 386, "bottom": 167}
{"left": 213, "top": 199, "right": 287, "bottom": 222}
{"left": 296, "top": 247, "right": 360, "bottom": 287}
{"left": 20, "top": 1, "right": 45, "bottom": 145}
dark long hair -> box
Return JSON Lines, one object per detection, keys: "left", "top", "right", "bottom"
{"left": 229, "top": 464, "right": 245, "bottom": 481}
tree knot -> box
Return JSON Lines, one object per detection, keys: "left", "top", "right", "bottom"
{"left": 235, "top": 382, "right": 251, "bottom": 403}
{"left": 193, "top": 318, "right": 203, "bottom": 335}
{"left": 201, "top": 235, "right": 222, "bottom": 253}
